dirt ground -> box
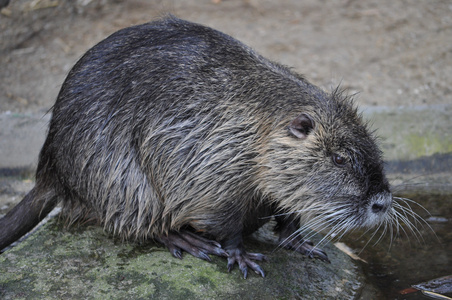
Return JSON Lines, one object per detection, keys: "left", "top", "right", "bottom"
{"left": 1, "top": 0, "right": 451, "bottom": 115}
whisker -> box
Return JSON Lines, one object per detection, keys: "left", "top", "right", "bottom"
{"left": 272, "top": 192, "right": 433, "bottom": 262}
{"left": 386, "top": 217, "right": 395, "bottom": 250}
{"left": 358, "top": 222, "right": 383, "bottom": 255}
{"left": 275, "top": 211, "right": 332, "bottom": 251}
{"left": 392, "top": 198, "right": 437, "bottom": 241}
{"left": 394, "top": 196, "right": 431, "bottom": 215}
{"left": 392, "top": 208, "right": 424, "bottom": 243}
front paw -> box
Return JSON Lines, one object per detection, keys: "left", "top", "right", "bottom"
{"left": 226, "top": 248, "right": 267, "bottom": 279}
{"left": 280, "top": 237, "right": 330, "bottom": 262}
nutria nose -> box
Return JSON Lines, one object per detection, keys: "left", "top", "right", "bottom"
{"left": 371, "top": 203, "right": 387, "bottom": 214}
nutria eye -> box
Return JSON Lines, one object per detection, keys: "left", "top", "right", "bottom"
{"left": 332, "top": 153, "right": 346, "bottom": 167}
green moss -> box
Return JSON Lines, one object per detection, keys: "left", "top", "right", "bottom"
{"left": 405, "top": 134, "right": 452, "bottom": 157}
{"left": 364, "top": 106, "right": 452, "bottom": 161}
{"left": 0, "top": 219, "right": 361, "bottom": 299}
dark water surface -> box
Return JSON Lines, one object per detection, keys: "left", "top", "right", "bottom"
{"left": 344, "top": 192, "right": 452, "bottom": 299}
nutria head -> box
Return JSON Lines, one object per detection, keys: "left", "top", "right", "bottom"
{"left": 258, "top": 90, "right": 393, "bottom": 237}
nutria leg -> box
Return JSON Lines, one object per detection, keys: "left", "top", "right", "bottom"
{"left": 223, "top": 232, "right": 267, "bottom": 278}
{"left": 156, "top": 230, "right": 227, "bottom": 261}
{"left": 276, "top": 217, "right": 330, "bottom": 262}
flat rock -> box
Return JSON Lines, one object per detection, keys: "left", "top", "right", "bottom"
{"left": 0, "top": 219, "right": 362, "bottom": 299}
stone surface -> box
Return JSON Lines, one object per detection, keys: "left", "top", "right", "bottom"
{"left": 0, "top": 112, "right": 49, "bottom": 169}
{"left": 0, "top": 220, "right": 362, "bottom": 299}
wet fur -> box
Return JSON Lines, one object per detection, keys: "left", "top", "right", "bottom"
{"left": 1, "top": 17, "right": 395, "bottom": 265}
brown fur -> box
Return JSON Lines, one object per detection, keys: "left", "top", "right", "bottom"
{"left": 0, "top": 17, "right": 406, "bottom": 277}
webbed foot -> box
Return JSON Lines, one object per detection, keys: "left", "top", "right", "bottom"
{"left": 156, "top": 230, "right": 227, "bottom": 261}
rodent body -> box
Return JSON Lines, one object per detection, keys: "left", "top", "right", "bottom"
{"left": 0, "top": 17, "right": 393, "bottom": 277}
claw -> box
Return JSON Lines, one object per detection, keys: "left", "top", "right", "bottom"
{"left": 276, "top": 217, "right": 330, "bottom": 262}
{"left": 172, "top": 248, "right": 183, "bottom": 259}
{"left": 306, "top": 246, "right": 329, "bottom": 262}
{"left": 156, "top": 230, "right": 226, "bottom": 261}
{"left": 156, "top": 230, "right": 269, "bottom": 278}
{"left": 242, "top": 268, "right": 248, "bottom": 279}
{"left": 247, "top": 252, "right": 267, "bottom": 261}
{"left": 226, "top": 248, "right": 266, "bottom": 278}
{"left": 255, "top": 267, "right": 265, "bottom": 278}
{"left": 197, "top": 250, "right": 212, "bottom": 262}
{"left": 283, "top": 238, "right": 330, "bottom": 262}
{"left": 248, "top": 260, "right": 265, "bottom": 277}
{"left": 227, "top": 256, "right": 236, "bottom": 273}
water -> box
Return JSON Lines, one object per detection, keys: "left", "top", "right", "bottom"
{"left": 344, "top": 192, "right": 452, "bottom": 299}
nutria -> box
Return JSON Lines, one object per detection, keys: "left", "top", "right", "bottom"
{"left": 0, "top": 17, "right": 396, "bottom": 278}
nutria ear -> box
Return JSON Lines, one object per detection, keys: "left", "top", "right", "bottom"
{"left": 289, "top": 113, "right": 315, "bottom": 139}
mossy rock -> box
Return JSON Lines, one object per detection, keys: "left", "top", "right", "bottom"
{"left": 0, "top": 218, "right": 362, "bottom": 299}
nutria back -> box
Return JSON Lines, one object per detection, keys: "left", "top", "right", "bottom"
{"left": 1, "top": 17, "right": 394, "bottom": 277}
